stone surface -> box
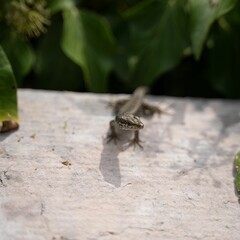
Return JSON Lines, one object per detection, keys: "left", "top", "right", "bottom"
{"left": 0, "top": 89, "right": 240, "bottom": 240}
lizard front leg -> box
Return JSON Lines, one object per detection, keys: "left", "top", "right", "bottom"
{"left": 106, "top": 120, "right": 120, "bottom": 144}
{"left": 128, "top": 130, "right": 143, "bottom": 149}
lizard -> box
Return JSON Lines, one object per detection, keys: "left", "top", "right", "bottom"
{"left": 106, "top": 86, "right": 162, "bottom": 148}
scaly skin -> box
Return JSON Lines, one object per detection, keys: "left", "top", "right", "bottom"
{"left": 107, "top": 86, "right": 159, "bottom": 148}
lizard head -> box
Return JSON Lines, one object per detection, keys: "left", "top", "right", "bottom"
{"left": 116, "top": 113, "right": 144, "bottom": 130}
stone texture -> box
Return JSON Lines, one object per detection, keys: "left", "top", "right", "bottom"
{"left": 0, "top": 89, "right": 240, "bottom": 240}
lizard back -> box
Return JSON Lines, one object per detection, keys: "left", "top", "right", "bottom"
{"left": 118, "top": 86, "right": 148, "bottom": 115}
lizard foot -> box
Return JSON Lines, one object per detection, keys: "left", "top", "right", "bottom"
{"left": 128, "top": 131, "right": 143, "bottom": 149}
{"left": 106, "top": 132, "right": 120, "bottom": 145}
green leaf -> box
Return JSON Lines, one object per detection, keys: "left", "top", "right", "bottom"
{"left": 61, "top": 8, "right": 115, "bottom": 92}
{"left": 1, "top": 35, "right": 35, "bottom": 86}
{"left": 125, "top": 0, "right": 189, "bottom": 86}
{"left": 34, "top": 19, "right": 84, "bottom": 91}
{"left": 234, "top": 152, "right": 240, "bottom": 197}
{"left": 207, "top": 24, "right": 240, "bottom": 97}
{"left": 189, "top": 0, "right": 236, "bottom": 59}
{"left": 48, "top": 0, "right": 76, "bottom": 14}
{"left": 0, "top": 45, "right": 19, "bottom": 132}
{"left": 112, "top": 18, "right": 132, "bottom": 82}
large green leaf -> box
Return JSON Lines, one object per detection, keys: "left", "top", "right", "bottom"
{"left": 61, "top": 8, "right": 115, "bottom": 92}
{"left": 48, "top": 0, "right": 76, "bottom": 13}
{"left": 1, "top": 35, "right": 35, "bottom": 86}
{"left": 189, "top": 0, "right": 236, "bottom": 59}
{"left": 125, "top": 0, "right": 189, "bottom": 86}
{"left": 0, "top": 45, "right": 19, "bottom": 132}
{"left": 34, "top": 19, "right": 84, "bottom": 91}
{"left": 208, "top": 23, "right": 240, "bottom": 97}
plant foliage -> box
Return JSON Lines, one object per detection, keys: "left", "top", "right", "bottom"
{"left": 0, "top": 0, "right": 240, "bottom": 97}
{"left": 0, "top": 45, "right": 19, "bottom": 132}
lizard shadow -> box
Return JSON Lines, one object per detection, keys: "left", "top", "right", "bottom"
{"left": 99, "top": 131, "right": 133, "bottom": 188}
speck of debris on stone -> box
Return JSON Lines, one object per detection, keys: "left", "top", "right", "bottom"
{"left": 30, "top": 133, "right": 36, "bottom": 139}
{"left": 61, "top": 160, "right": 72, "bottom": 167}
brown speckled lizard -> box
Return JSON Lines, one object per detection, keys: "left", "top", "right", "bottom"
{"left": 107, "top": 86, "right": 162, "bottom": 148}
